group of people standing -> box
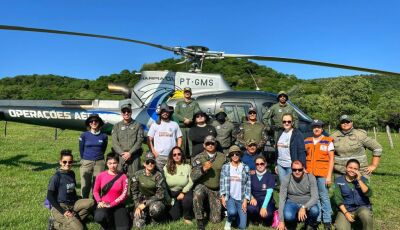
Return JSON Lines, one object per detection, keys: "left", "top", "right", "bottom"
{"left": 46, "top": 89, "right": 382, "bottom": 230}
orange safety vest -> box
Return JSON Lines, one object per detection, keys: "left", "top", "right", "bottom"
{"left": 304, "top": 136, "right": 333, "bottom": 177}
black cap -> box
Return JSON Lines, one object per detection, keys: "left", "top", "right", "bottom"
{"left": 311, "top": 119, "right": 324, "bottom": 127}
{"left": 85, "top": 114, "right": 104, "bottom": 127}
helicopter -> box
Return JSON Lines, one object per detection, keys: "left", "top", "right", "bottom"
{"left": 0, "top": 25, "right": 399, "bottom": 137}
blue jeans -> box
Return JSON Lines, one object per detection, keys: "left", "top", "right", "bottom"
{"left": 316, "top": 177, "right": 332, "bottom": 223}
{"left": 283, "top": 200, "right": 319, "bottom": 227}
{"left": 277, "top": 164, "right": 292, "bottom": 184}
{"left": 226, "top": 198, "right": 247, "bottom": 230}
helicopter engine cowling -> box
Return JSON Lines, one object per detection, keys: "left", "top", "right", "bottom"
{"left": 108, "top": 83, "right": 131, "bottom": 98}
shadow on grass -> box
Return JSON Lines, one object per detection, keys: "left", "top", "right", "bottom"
{"left": 0, "top": 154, "right": 59, "bottom": 171}
{"left": 374, "top": 171, "right": 400, "bottom": 177}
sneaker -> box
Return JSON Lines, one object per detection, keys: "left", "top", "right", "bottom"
{"left": 197, "top": 219, "right": 205, "bottom": 230}
{"left": 224, "top": 220, "right": 232, "bottom": 230}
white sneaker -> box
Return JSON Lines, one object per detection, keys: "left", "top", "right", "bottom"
{"left": 224, "top": 221, "right": 232, "bottom": 230}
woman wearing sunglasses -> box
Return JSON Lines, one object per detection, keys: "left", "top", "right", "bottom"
{"left": 275, "top": 113, "right": 306, "bottom": 184}
{"left": 163, "top": 146, "right": 194, "bottom": 224}
{"left": 47, "top": 150, "right": 94, "bottom": 230}
{"left": 247, "top": 156, "right": 276, "bottom": 226}
{"left": 93, "top": 152, "right": 129, "bottom": 230}
{"left": 189, "top": 110, "right": 217, "bottom": 158}
{"left": 220, "top": 145, "right": 251, "bottom": 230}
{"left": 79, "top": 114, "right": 108, "bottom": 198}
{"left": 131, "top": 152, "right": 166, "bottom": 229}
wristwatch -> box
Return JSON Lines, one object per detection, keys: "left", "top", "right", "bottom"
{"left": 301, "top": 205, "right": 306, "bottom": 209}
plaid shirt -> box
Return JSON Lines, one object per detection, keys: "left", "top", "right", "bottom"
{"left": 219, "top": 162, "right": 251, "bottom": 201}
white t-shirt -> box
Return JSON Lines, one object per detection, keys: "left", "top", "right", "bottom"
{"left": 277, "top": 129, "right": 293, "bottom": 167}
{"left": 148, "top": 120, "right": 182, "bottom": 156}
{"left": 229, "top": 163, "right": 243, "bottom": 200}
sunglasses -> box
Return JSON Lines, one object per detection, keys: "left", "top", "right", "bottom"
{"left": 230, "top": 152, "right": 241, "bottom": 157}
{"left": 292, "top": 168, "right": 304, "bottom": 172}
{"left": 282, "top": 120, "right": 292, "bottom": 124}
{"left": 145, "top": 160, "right": 155, "bottom": 165}
{"left": 173, "top": 153, "right": 182, "bottom": 157}
{"left": 121, "top": 109, "right": 132, "bottom": 114}
{"left": 196, "top": 114, "right": 205, "bottom": 118}
{"left": 255, "top": 162, "right": 265, "bottom": 166}
{"left": 62, "top": 161, "right": 73, "bottom": 165}
{"left": 341, "top": 121, "right": 351, "bottom": 124}
{"left": 89, "top": 120, "right": 99, "bottom": 123}
{"left": 205, "top": 142, "right": 215, "bottom": 146}
{"left": 248, "top": 111, "right": 257, "bottom": 115}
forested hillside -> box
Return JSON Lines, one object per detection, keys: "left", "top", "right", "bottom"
{"left": 1, "top": 58, "right": 399, "bottom": 129}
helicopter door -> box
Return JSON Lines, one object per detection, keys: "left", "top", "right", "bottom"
{"left": 220, "top": 102, "right": 254, "bottom": 125}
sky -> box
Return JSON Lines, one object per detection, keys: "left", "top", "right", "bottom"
{"left": 0, "top": 1, "right": 399, "bottom": 80}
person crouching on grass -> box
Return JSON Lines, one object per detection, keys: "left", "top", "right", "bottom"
{"left": 131, "top": 152, "right": 166, "bottom": 229}
{"left": 47, "top": 150, "right": 94, "bottom": 230}
{"left": 93, "top": 152, "right": 129, "bottom": 230}
{"left": 220, "top": 145, "right": 251, "bottom": 230}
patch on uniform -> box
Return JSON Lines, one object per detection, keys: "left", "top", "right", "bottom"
{"left": 320, "top": 145, "right": 328, "bottom": 151}
{"left": 262, "top": 184, "right": 267, "bottom": 190}
{"left": 349, "top": 135, "right": 357, "bottom": 140}
{"left": 131, "top": 177, "right": 137, "bottom": 182}
{"left": 216, "top": 126, "right": 221, "bottom": 129}
{"left": 279, "top": 109, "right": 282, "bottom": 112}
{"left": 121, "top": 126, "right": 126, "bottom": 130}
{"left": 182, "top": 104, "right": 186, "bottom": 108}
{"left": 195, "top": 159, "right": 201, "bottom": 165}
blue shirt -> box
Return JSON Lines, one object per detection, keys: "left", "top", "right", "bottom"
{"left": 79, "top": 131, "right": 108, "bottom": 160}
{"left": 241, "top": 151, "right": 261, "bottom": 171}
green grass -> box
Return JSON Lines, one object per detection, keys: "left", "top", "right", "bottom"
{"left": 0, "top": 121, "right": 399, "bottom": 229}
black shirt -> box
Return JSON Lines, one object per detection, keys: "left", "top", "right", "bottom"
{"left": 189, "top": 125, "right": 217, "bottom": 156}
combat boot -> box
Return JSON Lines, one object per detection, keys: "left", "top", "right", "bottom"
{"left": 197, "top": 219, "right": 205, "bottom": 230}
{"left": 324, "top": 222, "right": 332, "bottom": 230}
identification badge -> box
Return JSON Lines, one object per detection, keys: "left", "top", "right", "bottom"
{"left": 216, "top": 126, "right": 221, "bottom": 129}
{"left": 320, "top": 145, "right": 328, "bottom": 151}
{"left": 279, "top": 109, "right": 282, "bottom": 112}
{"left": 182, "top": 104, "right": 186, "bottom": 108}
{"left": 262, "top": 184, "right": 267, "bottom": 190}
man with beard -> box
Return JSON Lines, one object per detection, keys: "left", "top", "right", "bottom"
{"left": 148, "top": 103, "right": 183, "bottom": 171}
{"left": 277, "top": 160, "right": 319, "bottom": 230}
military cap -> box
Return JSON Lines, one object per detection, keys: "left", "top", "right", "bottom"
{"left": 203, "top": 135, "right": 216, "bottom": 144}
{"left": 215, "top": 111, "right": 227, "bottom": 119}
{"left": 277, "top": 91, "right": 289, "bottom": 100}
{"left": 246, "top": 139, "right": 257, "bottom": 146}
{"left": 120, "top": 102, "right": 131, "bottom": 111}
{"left": 85, "top": 114, "right": 104, "bottom": 127}
{"left": 228, "top": 145, "right": 243, "bottom": 157}
{"left": 311, "top": 119, "right": 324, "bottom": 127}
{"left": 183, "top": 87, "right": 192, "bottom": 93}
{"left": 340, "top": 114, "right": 352, "bottom": 122}
{"left": 144, "top": 151, "right": 156, "bottom": 161}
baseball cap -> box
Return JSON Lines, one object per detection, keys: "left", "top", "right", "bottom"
{"left": 120, "top": 102, "right": 131, "bottom": 111}
{"left": 248, "top": 107, "right": 257, "bottom": 113}
{"left": 246, "top": 139, "right": 257, "bottom": 146}
{"left": 311, "top": 119, "right": 324, "bottom": 127}
{"left": 203, "top": 135, "right": 216, "bottom": 144}
{"left": 339, "top": 114, "right": 352, "bottom": 122}
{"left": 183, "top": 87, "right": 192, "bottom": 93}
{"left": 228, "top": 145, "right": 241, "bottom": 154}
{"left": 144, "top": 152, "right": 156, "bottom": 161}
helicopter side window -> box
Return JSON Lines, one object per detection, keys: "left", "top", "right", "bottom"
{"left": 222, "top": 105, "right": 236, "bottom": 122}
{"left": 236, "top": 106, "right": 248, "bottom": 123}
{"left": 261, "top": 102, "right": 274, "bottom": 114}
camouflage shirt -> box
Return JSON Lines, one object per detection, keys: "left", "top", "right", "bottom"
{"left": 191, "top": 151, "right": 226, "bottom": 190}
{"left": 237, "top": 121, "right": 267, "bottom": 148}
{"left": 331, "top": 128, "right": 382, "bottom": 174}
{"left": 130, "top": 169, "right": 165, "bottom": 208}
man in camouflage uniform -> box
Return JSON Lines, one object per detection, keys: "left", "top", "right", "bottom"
{"left": 191, "top": 135, "right": 226, "bottom": 230}
{"left": 174, "top": 87, "right": 201, "bottom": 158}
{"left": 262, "top": 91, "right": 298, "bottom": 143}
{"left": 112, "top": 103, "right": 144, "bottom": 178}
{"left": 237, "top": 107, "right": 268, "bottom": 150}
{"left": 331, "top": 115, "right": 382, "bottom": 178}
{"left": 211, "top": 110, "right": 235, "bottom": 154}
{"left": 131, "top": 152, "right": 166, "bottom": 229}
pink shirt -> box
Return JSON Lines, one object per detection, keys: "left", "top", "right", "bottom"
{"left": 93, "top": 171, "right": 128, "bottom": 207}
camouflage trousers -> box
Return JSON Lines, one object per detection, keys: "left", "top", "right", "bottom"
{"left": 51, "top": 199, "right": 94, "bottom": 230}
{"left": 193, "top": 184, "right": 222, "bottom": 223}
{"left": 132, "top": 201, "right": 165, "bottom": 229}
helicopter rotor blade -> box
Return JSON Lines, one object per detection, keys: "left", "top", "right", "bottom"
{"left": 223, "top": 54, "right": 400, "bottom": 77}
{"left": 0, "top": 25, "right": 176, "bottom": 52}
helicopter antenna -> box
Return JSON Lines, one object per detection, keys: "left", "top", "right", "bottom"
{"left": 247, "top": 69, "right": 260, "bottom": 91}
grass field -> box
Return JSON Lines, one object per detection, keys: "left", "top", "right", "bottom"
{"left": 0, "top": 121, "right": 399, "bottom": 230}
